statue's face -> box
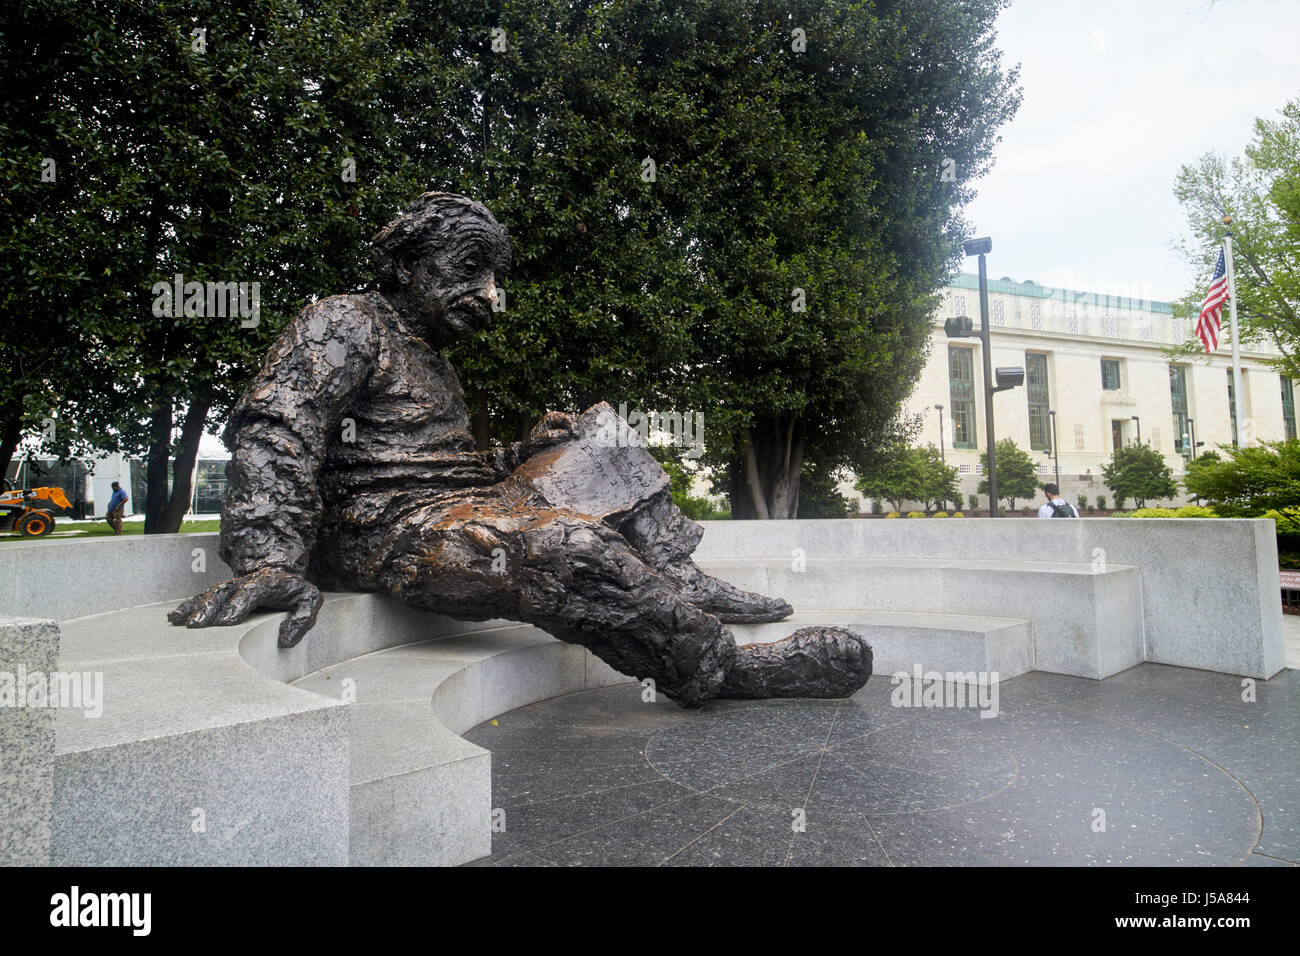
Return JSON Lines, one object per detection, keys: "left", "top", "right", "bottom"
{"left": 406, "top": 214, "right": 509, "bottom": 346}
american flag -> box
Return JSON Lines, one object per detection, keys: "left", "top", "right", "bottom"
{"left": 1196, "top": 247, "right": 1229, "bottom": 352}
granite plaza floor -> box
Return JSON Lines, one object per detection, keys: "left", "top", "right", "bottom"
{"left": 464, "top": 662, "right": 1300, "bottom": 867}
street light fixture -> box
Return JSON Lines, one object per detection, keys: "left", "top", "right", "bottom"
{"left": 944, "top": 236, "right": 1022, "bottom": 517}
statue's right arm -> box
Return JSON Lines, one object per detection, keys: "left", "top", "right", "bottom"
{"left": 170, "top": 298, "right": 380, "bottom": 646}
{"left": 220, "top": 299, "right": 380, "bottom": 576}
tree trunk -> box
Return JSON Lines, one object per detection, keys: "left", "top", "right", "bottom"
{"left": 0, "top": 409, "right": 22, "bottom": 488}
{"left": 143, "top": 402, "right": 173, "bottom": 533}
{"left": 157, "top": 398, "right": 212, "bottom": 533}
{"left": 738, "top": 417, "right": 806, "bottom": 520}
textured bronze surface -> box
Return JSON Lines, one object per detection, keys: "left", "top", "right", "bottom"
{"left": 168, "top": 192, "right": 871, "bottom": 706}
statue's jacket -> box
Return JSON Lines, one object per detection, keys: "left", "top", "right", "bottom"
{"left": 219, "top": 292, "right": 524, "bottom": 589}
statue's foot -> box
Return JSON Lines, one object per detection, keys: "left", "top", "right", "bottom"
{"left": 718, "top": 626, "right": 872, "bottom": 700}
{"left": 663, "top": 560, "right": 793, "bottom": 623}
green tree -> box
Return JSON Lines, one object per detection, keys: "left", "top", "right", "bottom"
{"left": 854, "top": 442, "right": 956, "bottom": 514}
{"left": 0, "top": 0, "right": 423, "bottom": 529}
{"left": 855, "top": 442, "right": 923, "bottom": 514}
{"left": 915, "top": 445, "right": 960, "bottom": 513}
{"left": 1183, "top": 440, "right": 1300, "bottom": 521}
{"left": 1169, "top": 98, "right": 1300, "bottom": 374}
{"left": 1102, "top": 441, "right": 1177, "bottom": 509}
{"left": 977, "top": 439, "right": 1039, "bottom": 511}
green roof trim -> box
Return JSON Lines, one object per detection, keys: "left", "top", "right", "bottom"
{"left": 949, "top": 273, "right": 1173, "bottom": 315}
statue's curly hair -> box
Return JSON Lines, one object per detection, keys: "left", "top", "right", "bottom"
{"left": 371, "top": 192, "right": 511, "bottom": 293}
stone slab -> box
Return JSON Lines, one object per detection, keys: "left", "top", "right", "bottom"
{"left": 0, "top": 616, "right": 59, "bottom": 866}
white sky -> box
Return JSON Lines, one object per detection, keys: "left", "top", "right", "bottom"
{"left": 964, "top": 0, "right": 1300, "bottom": 303}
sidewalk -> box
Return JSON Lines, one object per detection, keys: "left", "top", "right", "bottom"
{"left": 1284, "top": 613, "right": 1300, "bottom": 669}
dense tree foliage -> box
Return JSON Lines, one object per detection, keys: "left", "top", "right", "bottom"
{"left": 2, "top": 0, "right": 1019, "bottom": 526}
{"left": 1183, "top": 440, "right": 1300, "bottom": 521}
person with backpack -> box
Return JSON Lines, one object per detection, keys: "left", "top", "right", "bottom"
{"left": 1037, "top": 483, "right": 1079, "bottom": 518}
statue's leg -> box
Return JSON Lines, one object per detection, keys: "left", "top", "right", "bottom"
{"left": 376, "top": 503, "right": 734, "bottom": 705}
{"left": 613, "top": 489, "right": 793, "bottom": 623}
{"left": 513, "top": 402, "right": 794, "bottom": 623}
{"left": 373, "top": 500, "right": 870, "bottom": 706}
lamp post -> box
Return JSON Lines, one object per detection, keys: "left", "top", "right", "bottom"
{"left": 1131, "top": 416, "right": 1141, "bottom": 445}
{"left": 944, "top": 237, "right": 1023, "bottom": 517}
{"left": 1188, "top": 418, "right": 1198, "bottom": 461}
{"left": 1049, "top": 409, "right": 1060, "bottom": 490}
{"left": 934, "top": 404, "right": 946, "bottom": 465}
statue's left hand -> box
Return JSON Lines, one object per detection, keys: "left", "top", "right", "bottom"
{"left": 521, "top": 410, "right": 577, "bottom": 455}
{"left": 167, "top": 567, "right": 323, "bottom": 648}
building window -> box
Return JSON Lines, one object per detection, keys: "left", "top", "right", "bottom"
{"left": 1283, "top": 376, "right": 1297, "bottom": 441}
{"left": 1074, "top": 424, "right": 1086, "bottom": 451}
{"left": 955, "top": 295, "right": 966, "bottom": 317}
{"left": 1111, "top": 419, "right": 1125, "bottom": 451}
{"left": 1030, "top": 304, "right": 1042, "bottom": 330}
{"left": 1068, "top": 315, "right": 1079, "bottom": 334}
{"left": 1026, "top": 352, "right": 1051, "bottom": 452}
{"left": 1139, "top": 318, "right": 1152, "bottom": 341}
{"left": 948, "top": 346, "right": 977, "bottom": 449}
{"left": 992, "top": 300, "right": 1005, "bottom": 326}
{"left": 1170, "top": 365, "right": 1189, "bottom": 453}
{"left": 1102, "top": 316, "right": 1116, "bottom": 337}
{"left": 1101, "top": 358, "right": 1121, "bottom": 390}
{"left": 1173, "top": 319, "right": 1185, "bottom": 344}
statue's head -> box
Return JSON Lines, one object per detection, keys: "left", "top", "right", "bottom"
{"left": 371, "top": 192, "right": 511, "bottom": 347}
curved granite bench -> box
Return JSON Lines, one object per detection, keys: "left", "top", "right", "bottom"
{"left": 51, "top": 593, "right": 625, "bottom": 866}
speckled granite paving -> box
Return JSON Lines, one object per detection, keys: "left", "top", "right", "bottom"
{"left": 463, "top": 663, "right": 1299, "bottom": 867}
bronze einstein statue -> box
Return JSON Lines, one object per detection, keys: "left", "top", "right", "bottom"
{"left": 169, "top": 192, "right": 872, "bottom": 707}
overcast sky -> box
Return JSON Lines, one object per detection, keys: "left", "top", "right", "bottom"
{"left": 963, "top": 0, "right": 1300, "bottom": 303}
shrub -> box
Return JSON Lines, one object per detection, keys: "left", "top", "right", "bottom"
{"left": 1114, "top": 494, "right": 1127, "bottom": 510}
{"left": 1096, "top": 495, "right": 1107, "bottom": 510}
{"left": 1129, "top": 507, "right": 1179, "bottom": 518}
{"left": 1263, "top": 509, "right": 1300, "bottom": 533}
{"left": 885, "top": 511, "right": 899, "bottom": 518}
{"left": 871, "top": 499, "right": 884, "bottom": 515}
{"left": 952, "top": 511, "right": 964, "bottom": 518}
{"left": 932, "top": 511, "right": 949, "bottom": 518}
{"left": 906, "top": 511, "right": 926, "bottom": 518}
{"left": 968, "top": 494, "right": 979, "bottom": 511}
{"left": 1076, "top": 494, "right": 1089, "bottom": 511}
{"left": 1173, "top": 505, "right": 1216, "bottom": 518}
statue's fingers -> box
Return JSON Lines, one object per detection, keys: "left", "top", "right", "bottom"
{"left": 168, "top": 592, "right": 206, "bottom": 625}
{"left": 183, "top": 581, "right": 241, "bottom": 628}
{"left": 211, "top": 584, "right": 263, "bottom": 626}
{"left": 277, "top": 585, "right": 323, "bottom": 649}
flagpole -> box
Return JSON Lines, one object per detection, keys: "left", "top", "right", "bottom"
{"left": 1223, "top": 217, "right": 1245, "bottom": 445}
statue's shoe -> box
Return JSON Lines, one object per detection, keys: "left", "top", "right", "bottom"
{"left": 664, "top": 561, "right": 794, "bottom": 623}
{"left": 718, "top": 626, "right": 873, "bottom": 700}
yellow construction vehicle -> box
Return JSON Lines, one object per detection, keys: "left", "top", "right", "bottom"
{"left": 0, "top": 485, "right": 72, "bottom": 536}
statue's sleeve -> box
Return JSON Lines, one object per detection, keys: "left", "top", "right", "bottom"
{"left": 219, "top": 298, "right": 380, "bottom": 576}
